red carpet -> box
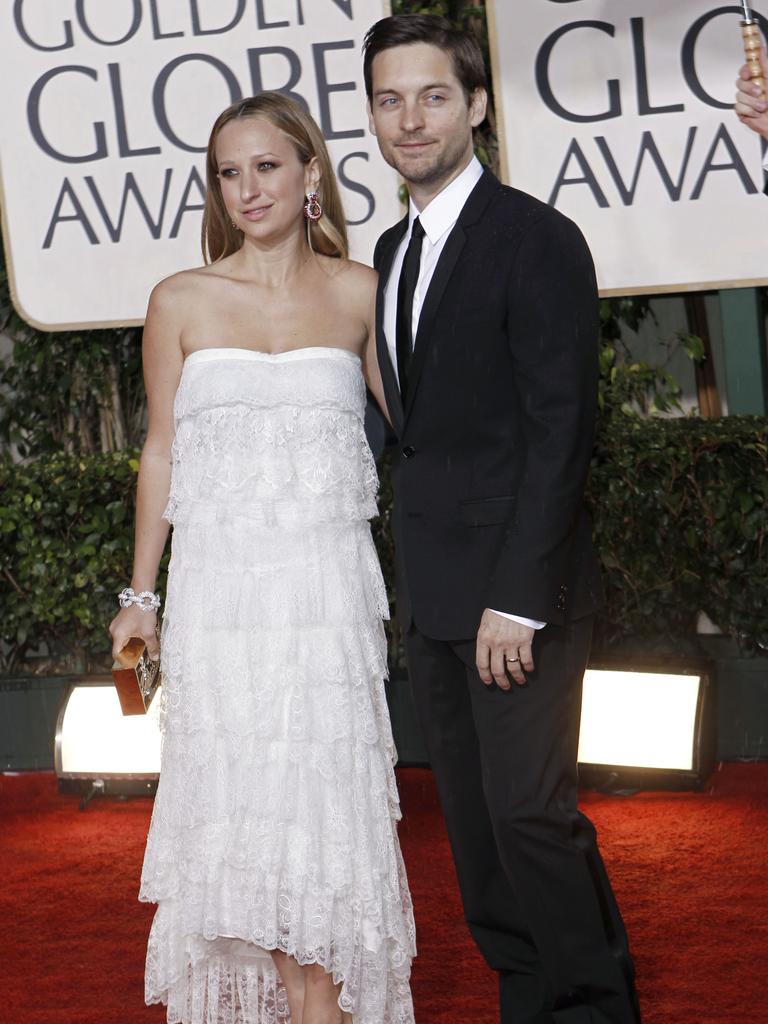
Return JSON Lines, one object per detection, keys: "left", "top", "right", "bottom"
{"left": 1, "top": 765, "right": 766, "bottom": 1024}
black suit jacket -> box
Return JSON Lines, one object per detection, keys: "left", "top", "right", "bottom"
{"left": 373, "top": 169, "right": 603, "bottom": 641}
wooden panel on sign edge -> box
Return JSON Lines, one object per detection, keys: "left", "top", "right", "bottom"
{"left": 601, "top": 277, "right": 768, "bottom": 297}
{"left": 0, "top": 0, "right": 393, "bottom": 333}
{"left": 483, "top": 0, "right": 768, "bottom": 301}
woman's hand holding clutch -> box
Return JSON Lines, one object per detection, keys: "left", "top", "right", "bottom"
{"left": 109, "top": 604, "right": 160, "bottom": 662}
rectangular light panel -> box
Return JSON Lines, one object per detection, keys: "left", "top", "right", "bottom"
{"left": 58, "top": 684, "right": 161, "bottom": 777}
{"left": 578, "top": 669, "right": 702, "bottom": 771}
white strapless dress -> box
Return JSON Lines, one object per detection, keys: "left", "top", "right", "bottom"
{"left": 139, "top": 347, "right": 416, "bottom": 1024}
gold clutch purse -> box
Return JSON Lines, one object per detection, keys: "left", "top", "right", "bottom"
{"left": 112, "top": 635, "right": 161, "bottom": 715}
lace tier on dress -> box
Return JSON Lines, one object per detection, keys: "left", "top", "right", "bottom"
{"left": 139, "top": 347, "right": 416, "bottom": 1024}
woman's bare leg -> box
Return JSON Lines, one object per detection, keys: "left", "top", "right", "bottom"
{"left": 270, "top": 951, "right": 354, "bottom": 1023}
{"left": 301, "top": 962, "right": 348, "bottom": 1024}
{"left": 271, "top": 950, "right": 305, "bottom": 1022}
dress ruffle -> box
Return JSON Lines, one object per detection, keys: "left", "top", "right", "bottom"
{"left": 163, "top": 351, "right": 379, "bottom": 530}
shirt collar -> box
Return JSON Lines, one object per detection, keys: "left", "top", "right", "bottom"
{"left": 408, "top": 156, "right": 484, "bottom": 245}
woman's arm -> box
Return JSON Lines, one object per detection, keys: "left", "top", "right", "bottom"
{"left": 108, "top": 280, "right": 185, "bottom": 659}
{"left": 361, "top": 272, "right": 392, "bottom": 427}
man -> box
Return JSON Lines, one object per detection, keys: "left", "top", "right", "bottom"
{"left": 363, "top": 14, "right": 642, "bottom": 1024}
{"left": 735, "top": 45, "right": 768, "bottom": 139}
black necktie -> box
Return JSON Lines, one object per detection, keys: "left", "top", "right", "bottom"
{"left": 395, "top": 218, "right": 425, "bottom": 398}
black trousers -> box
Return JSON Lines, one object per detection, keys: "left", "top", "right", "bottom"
{"left": 405, "top": 617, "right": 642, "bottom": 1024}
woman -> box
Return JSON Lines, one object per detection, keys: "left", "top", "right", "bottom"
{"left": 109, "top": 93, "right": 415, "bottom": 1024}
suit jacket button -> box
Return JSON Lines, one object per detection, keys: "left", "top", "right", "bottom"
{"left": 402, "top": 445, "right": 416, "bottom": 459}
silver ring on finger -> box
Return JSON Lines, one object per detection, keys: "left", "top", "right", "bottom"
{"left": 505, "top": 655, "right": 520, "bottom": 663}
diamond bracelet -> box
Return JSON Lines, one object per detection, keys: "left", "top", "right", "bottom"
{"left": 118, "top": 587, "right": 161, "bottom": 613}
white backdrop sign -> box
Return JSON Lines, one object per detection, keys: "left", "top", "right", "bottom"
{"left": 0, "top": 0, "right": 396, "bottom": 329}
{"left": 488, "top": 1, "right": 768, "bottom": 295}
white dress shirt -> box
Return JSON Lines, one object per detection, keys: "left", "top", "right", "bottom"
{"left": 382, "top": 156, "right": 546, "bottom": 631}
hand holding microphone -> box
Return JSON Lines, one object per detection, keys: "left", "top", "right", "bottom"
{"left": 735, "top": 3, "right": 768, "bottom": 139}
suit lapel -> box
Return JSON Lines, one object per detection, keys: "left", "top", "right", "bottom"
{"left": 375, "top": 215, "right": 408, "bottom": 436}
{"left": 402, "top": 169, "right": 499, "bottom": 426}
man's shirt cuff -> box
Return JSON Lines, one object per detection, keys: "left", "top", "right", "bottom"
{"left": 489, "top": 609, "right": 546, "bottom": 630}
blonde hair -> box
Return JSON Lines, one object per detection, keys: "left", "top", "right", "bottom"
{"left": 202, "top": 93, "right": 348, "bottom": 263}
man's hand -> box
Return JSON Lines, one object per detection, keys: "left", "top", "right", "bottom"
{"left": 735, "top": 48, "right": 768, "bottom": 139}
{"left": 476, "top": 609, "right": 535, "bottom": 690}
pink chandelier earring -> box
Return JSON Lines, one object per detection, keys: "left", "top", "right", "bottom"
{"left": 304, "top": 192, "right": 322, "bottom": 221}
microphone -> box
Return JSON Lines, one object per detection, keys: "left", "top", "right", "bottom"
{"left": 741, "top": 1, "right": 765, "bottom": 97}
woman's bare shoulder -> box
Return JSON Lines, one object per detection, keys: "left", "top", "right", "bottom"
{"left": 318, "top": 256, "right": 377, "bottom": 300}
{"left": 149, "top": 265, "right": 215, "bottom": 302}
{"left": 147, "top": 265, "right": 234, "bottom": 328}
{"left": 345, "top": 258, "right": 378, "bottom": 287}
{"left": 323, "top": 255, "right": 377, "bottom": 281}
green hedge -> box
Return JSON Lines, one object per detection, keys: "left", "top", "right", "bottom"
{"left": 588, "top": 416, "right": 767, "bottom": 650}
{"left": 0, "top": 416, "right": 766, "bottom": 672}
{"left": 0, "top": 452, "right": 163, "bottom": 672}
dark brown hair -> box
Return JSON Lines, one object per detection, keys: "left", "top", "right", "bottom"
{"left": 362, "top": 14, "right": 488, "bottom": 102}
{"left": 202, "top": 93, "right": 348, "bottom": 263}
